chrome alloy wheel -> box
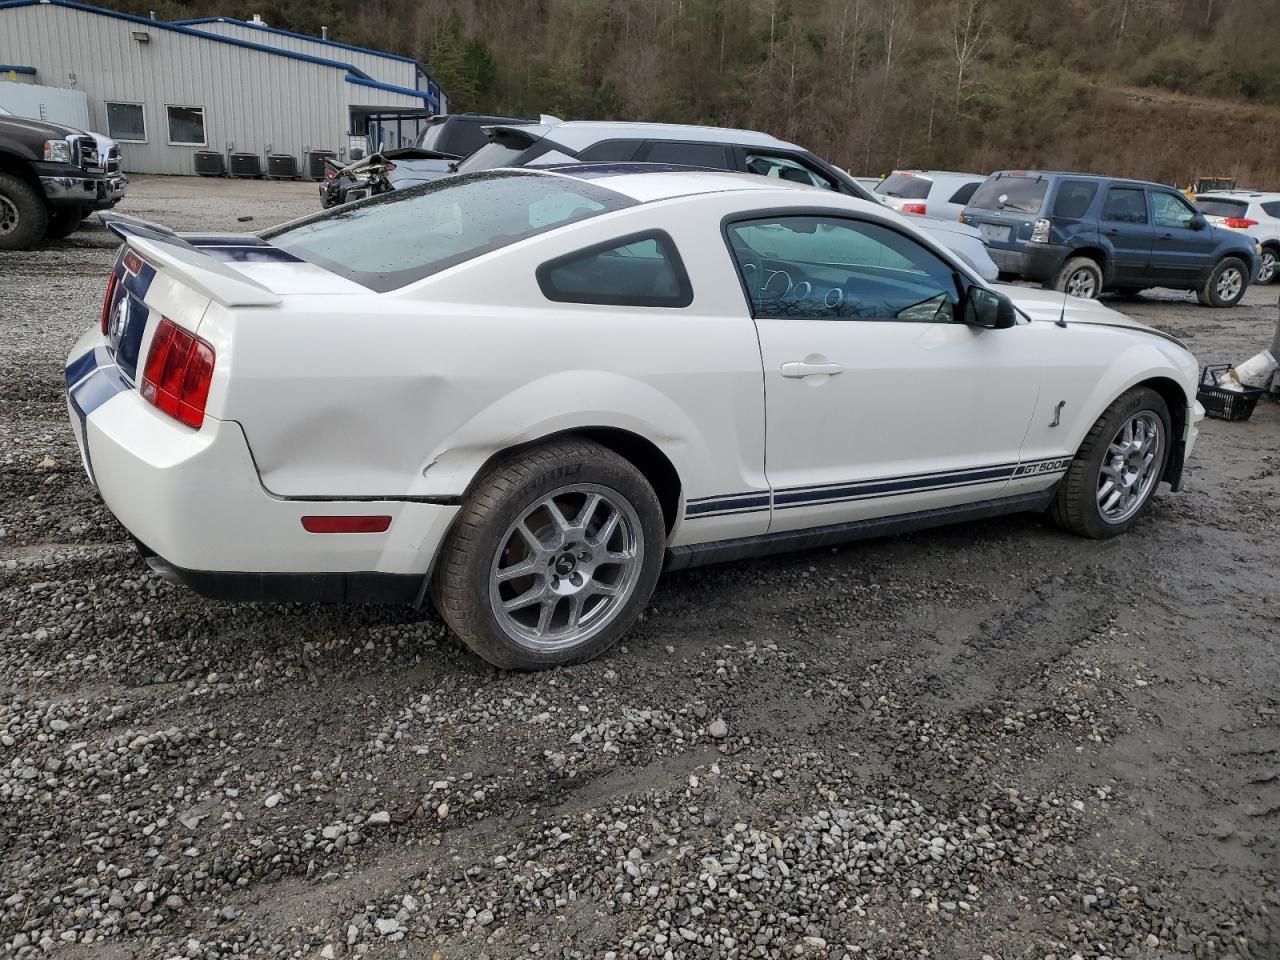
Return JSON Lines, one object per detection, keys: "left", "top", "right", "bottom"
{"left": 1216, "top": 264, "right": 1244, "bottom": 302}
{"left": 0, "top": 195, "right": 18, "bottom": 236}
{"left": 1097, "top": 411, "right": 1163, "bottom": 524}
{"left": 1065, "top": 267, "right": 1097, "bottom": 298}
{"left": 488, "top": 484, "right": 644, "bottom": 652}
{"left": 1258, "top": 250, "right": 1276, "bottom": 285}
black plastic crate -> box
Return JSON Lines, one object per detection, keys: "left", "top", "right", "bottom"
{"left": 1197, "top": 365, "right": 1264, "bottom": 422}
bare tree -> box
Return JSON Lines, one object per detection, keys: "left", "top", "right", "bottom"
{"left": 949, "top": 0, "right": 989, "bottom": 116}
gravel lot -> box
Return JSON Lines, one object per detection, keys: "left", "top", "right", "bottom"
{"left": 1, "top": 175, "right": 1277, "bottom": 960}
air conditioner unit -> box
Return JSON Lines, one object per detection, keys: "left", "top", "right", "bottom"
{"left": 266, "top": 154, "right": 299, "bottom": 179}
{"left": 228, "top": 152, "right": 262, "bottom": 178}
{"left": 193, "top": 151, "right": 225, "bottom": 177}
{"left": 307, "top": 150, "right": 336, "bottom": 181}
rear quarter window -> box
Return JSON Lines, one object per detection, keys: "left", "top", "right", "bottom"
{"left": 947, "top": 181, "right": 981, "bottom": 205}
{"left": 1051, "top": 180, "right": 1099, "bottom": 218}
{"left": 1261, "top": 200, "right": 1280, "bottom": 218}
{"left": 967, "top": 176, "right": 1048, "bottom": 214}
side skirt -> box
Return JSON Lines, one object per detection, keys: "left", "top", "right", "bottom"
{"left": 664, "top": 489, "right": 1056, "bottom": 572}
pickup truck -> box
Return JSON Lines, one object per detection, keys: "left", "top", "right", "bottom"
{"left": 0, "top": 111, "right": 128, "bottom": 250}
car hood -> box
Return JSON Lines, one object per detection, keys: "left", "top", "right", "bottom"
{"left": 993, "top": 284, "right": 1187, "bottom": 346}
{"left": 0, "top": 114, "right": 87, "bottom": 140}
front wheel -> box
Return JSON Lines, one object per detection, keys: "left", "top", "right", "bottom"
{"left": 1049, "top": 387, "right": 1171, "bottom": 539}
{"left": 1196, "top": 256, "right": 1248, "bottom": 307}
{"left": 1053, "top": 256, "right": 1103, "bottom": 299}
{"left": 0, "top": 173, "right": 48, "bottom": 250}
{"left": 431, "top": 439, "right": 665, "bottom": 670}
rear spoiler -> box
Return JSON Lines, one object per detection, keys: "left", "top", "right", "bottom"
{"left": 99, "top": 213, "right": 282, "bottom": 307}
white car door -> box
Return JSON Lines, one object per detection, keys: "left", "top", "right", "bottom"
{"left": 724, "top": 212, "right": 1043, "bottom": 534}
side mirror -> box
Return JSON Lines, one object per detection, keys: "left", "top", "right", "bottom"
{"left": 1190, "top": 214, "right": 1207, "bottom": 231}
{"left": 963, "top": 286, "right": 1017, "bottom": 329}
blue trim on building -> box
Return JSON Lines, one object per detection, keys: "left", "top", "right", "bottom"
{"left": 0, "top": 63, "right": 37, "bottom": 74}
{"left": 171, "top": 14, "right": 446, "bottom": 102}
{"left": 345, "top": 75, "right": 433, "bottom": 106}
{"left": 0, "top": 0, "right": 386, "bottom": 82}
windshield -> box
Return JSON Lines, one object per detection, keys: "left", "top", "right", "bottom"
{"left": 876, "top": 173, "right": 932, "bottom": 200}
{"left": 264, "top": 170, "right": 635, "bottom": 292}
{"left": 967, "top": 176, "right": 1048, "bottom": 214}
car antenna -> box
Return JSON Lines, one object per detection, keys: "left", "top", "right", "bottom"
{"left": 1056, "top": 289, "right": 1069, "bottom": 328}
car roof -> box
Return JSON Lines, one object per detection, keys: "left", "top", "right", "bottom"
{"left": 1197, "top": 190, "right": 1278, "bottom": 200}
{"left": 986, "top": 170, "right": 1179, "bottom": 190}
{"left": 490, "top": 120, "right": 803, "bottom": 152}
{"left": 531, "top": 162, "right": 852, "bottom": 203}
{"left": 889, "top": 169, "right": 983, "bottom": 180}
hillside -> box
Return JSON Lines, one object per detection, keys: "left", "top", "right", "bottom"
{"left": 94, "top": 0, "right": 1280, "bottom": 187}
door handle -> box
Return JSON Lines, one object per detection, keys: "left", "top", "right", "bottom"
{"left": 781, "top": 360, "right": 843, "bottom": 378}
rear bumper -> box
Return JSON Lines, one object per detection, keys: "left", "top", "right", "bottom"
{"left": 988, "top": 243, "right": 1066, "bottom": 283}
{"left": 65, "top": 327, "right": 457, "bottom": 599}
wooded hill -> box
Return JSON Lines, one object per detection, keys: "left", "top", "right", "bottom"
{"left": 111, "top": 0, "right": 1280, "bottom": 187}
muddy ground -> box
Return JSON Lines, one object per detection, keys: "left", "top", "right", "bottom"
{"left": 0, "top": 176, "right": 1276, "bottom": 959}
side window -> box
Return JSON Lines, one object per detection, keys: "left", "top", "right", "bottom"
{"left": 1051, "top": 180, "right": 1099, "bottom": 218}
{"left": 1151, "top": 191, "right": 1198, "bottom": 228}
{"left": 947, "top": 181, "right": 980, "bottom": 205}
{"left": 537, "top": 231, "right": 693, "bottom": 307}
{"left": 743, "top": 152, "right": 837, "bottom": 190}
{"left": 1262, "top": 201, "right": 1280, "bottom": 218}
{"left": 726, "top": 216, "right": 960, "bottom": 323}
{"left": 577, "top": 140, "right": 644, "bottom": 162}
{"left": 640, "top": 140, "right": 730, "bottom": 168}
{"left": 1101, "top": 187, "right": 1148, "bottom": 224}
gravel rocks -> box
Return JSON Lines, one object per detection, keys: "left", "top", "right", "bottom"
{"left": 1, "top": 176, "right": 1276, "bottom": 958}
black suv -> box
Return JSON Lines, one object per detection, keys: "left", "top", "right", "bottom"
{"left": 961, "top": 171, "right": 1258, "bottom": 307}
{"left": 0, "top": 113, "right": 127, "bottom": 250}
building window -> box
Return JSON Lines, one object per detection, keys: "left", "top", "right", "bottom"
{"left": 105, "top": 101, "right": 146, "bottom": 142}
{"left": 166, "top": 105, "right": 206, "bottom": 146}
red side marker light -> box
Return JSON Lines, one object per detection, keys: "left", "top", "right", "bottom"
{"left": 301, "top": 515, "right": 392, "bottom": 534}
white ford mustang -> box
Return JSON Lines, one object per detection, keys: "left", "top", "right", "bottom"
{"left": 68, "top": 165, "right": 1203, "bottom": 669}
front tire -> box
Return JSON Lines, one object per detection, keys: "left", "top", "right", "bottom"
{"left": 44, "top": 208, "right": 84, "bottom": 240}
{"left": 1050, "top": 387, "right": 1171, "bottom": 539}
{"left": 1196, "top": 256, "right": 1248, "bottom": 307}
{"left": 0, "top": 173, "right": 48, "bottom": 250}
{"left": 431, "top": 439, "right": 665, "bottom": 670}
{"left": 1053, "top": 256, "right": 1103, "bottom": 299}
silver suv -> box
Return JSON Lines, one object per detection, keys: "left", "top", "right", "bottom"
{"left": 875, "top": 170, "right": 986, "bottom": 221}
{"left": 450, "top": 120, "right": 1000, "bottom": 280}
{"left": 1195, "top": 191, "right": 1280, "bottom": 284}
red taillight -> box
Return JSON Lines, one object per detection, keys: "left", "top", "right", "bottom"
{"left": 1223, "top": 217, "right": 1258, "bottom": 228}
{"left": 140, "top": 318, "right": 215, "bottom": 429}
{"left": 100, "top": 270, "right": 119, "bottom": 334}
{"left": 902, "top": 202, "right": 927, "bottom": 215}
{"left": 325, "top": 167, "right": 338, "bottom": 181}
{"left": 301, "top": 516, "right": 392, "bottom": 534}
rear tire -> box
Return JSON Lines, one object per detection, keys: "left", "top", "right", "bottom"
{"left": 44, "top": 208, "right": 84, "bottom": 240}
{"left": 0, "top": 173, "right": 48, "bottom": 250}
{"left": 1050, "top": 386, "right": 1171, "bottom": 539}
{"left": 1257, "top": 247, "right": 1277, "bottom": 285}
{"left": 1196, "top": 256, "right": 1248, "bottom": 307}
{"left": 1053, "top": 256, "right": 1103, "bottom": 299}
{"left": 430, "top": 438, "right": 665, "bottom": 670}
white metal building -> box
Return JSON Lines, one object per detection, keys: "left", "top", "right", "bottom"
{"left": 0, "top": 0, "right": 448, "bottom": 175}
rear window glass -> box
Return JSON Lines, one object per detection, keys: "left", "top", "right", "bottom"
{"left": 875, "top": 173, "right": 932, "bottom": 200}
{"left": 1195, "top": 197, "right": 1248, "bottom": 218}
{"left": 265, "top": 170, "right": 635, "bottom": 292}
{"left": 967, "top": 176, "right": 1048, "bottom": 214}
{"left": 1051, "top": 180, "right": 1099, "bottom": 218}
{"left": 454, "top": 136, "right": 532, "bottom": 173}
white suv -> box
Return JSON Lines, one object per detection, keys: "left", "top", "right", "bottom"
{"left": 1195, "top": 191, "right": 1280, "bottom": 284}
